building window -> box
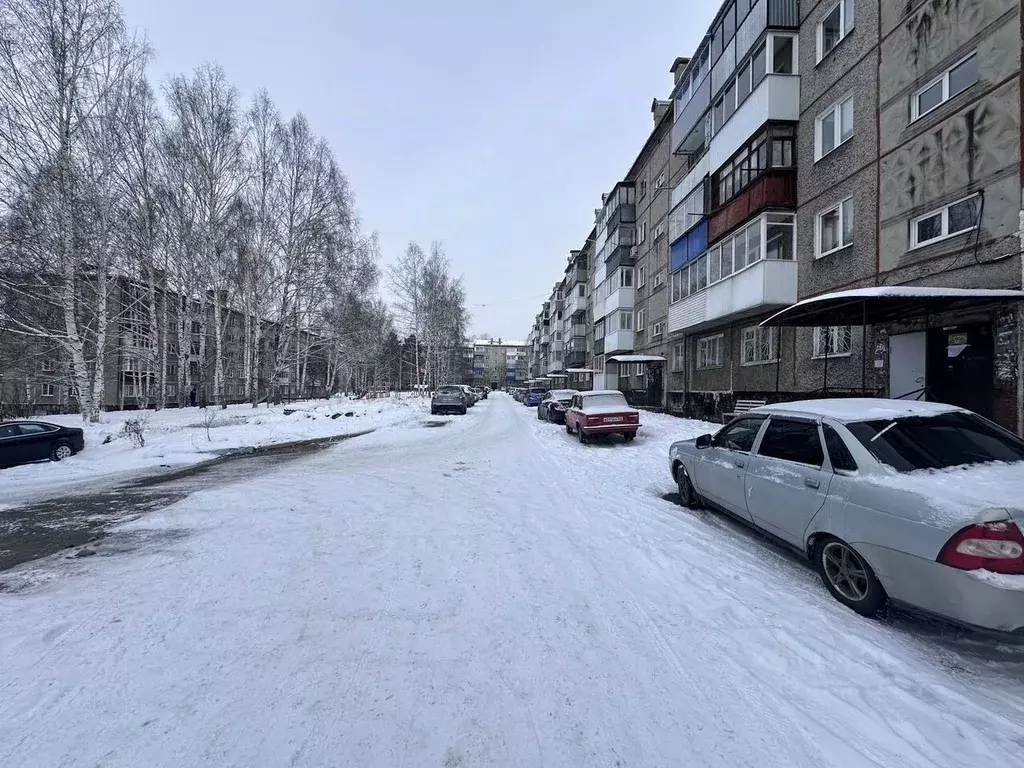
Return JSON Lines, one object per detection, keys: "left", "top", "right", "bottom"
{"left": 41, "top": 383, "right": 54, "bottom": 397}
{"left": 741, "top": 326, "right": 778, "bottom": 365}
{"left": 639, "top": 178, "right": 648, "bottom": 199}
{"left": 654, "top": 221, "right": 666, "bottom": 240}
{"left": 813, "top": 326, "right": 853, "bottom": 358}
{"left": 815, "top": 197, "right": 854, "bottom": 257}
{"left": 656, "top": 171, "right": 666, "bottom": 188}
{"left": 910, "top": 193, "right": 981, "bottom": 248}
{"left": 818, "top": 0, "right": 854, "bottom": 61}
{"left": 751, "top": 42, "right": 767, "bottom": 89}
{"left": 670, "top": 343, "right": 685, "bottom": 372}
{"left": 911, "top": 52, "right": 979, "bottom": 121}
{"left": 619, "top": 311, "right": 633, "bottom": 331}
{"left": 619, "top": 268, "right": 633, "bottom": 288}
{"left": 697, "top": 335, "right": 723, "bottom": 369}
{"left": 41, "top": 359, "right": 56, "bottom": 372}
{"left": 636, "top": 308, "right": 646, "bottom": 331}
{"left": 816, "top": 95, "right": 853, "bottom": 160}
{"left": 771, "top": 34, "right": 796, "bottom": 74}
{"left": 638, "top": 221, "right": 648, "bottom": 244}
{"left": 670, "top": 269, "right": 685, "bottom": 303}
{"left": 712, "top": 124, "right": 794, "bottom": 208}
{"left": 653, "top": 271, "right": 664, "bottom": 288}
{"left": 653, "top": 321, "right": 664, "bottom": 337}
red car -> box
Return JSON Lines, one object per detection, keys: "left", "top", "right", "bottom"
{"left": 564, "top": 390, "right": 640, "bottom": 443}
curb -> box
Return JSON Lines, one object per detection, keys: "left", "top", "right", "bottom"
{"left": 209, "top": 429, "right": 378, "bottom": 459}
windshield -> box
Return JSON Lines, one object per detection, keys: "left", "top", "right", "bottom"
{"left": 847, "top": 412, "right": 1024, "bottom": 471}
{"left": 583, "top": 393, "right": 628, "bottom": 409}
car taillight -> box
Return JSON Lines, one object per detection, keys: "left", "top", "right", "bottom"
{"left": 938, "top": 522, "right": 1024, "bottom": 574}
{"left": 628, "top": 414, "right": 638, "bottom": 423}
{"left": 586, "top": 415, "right": 601, "bottom": 425}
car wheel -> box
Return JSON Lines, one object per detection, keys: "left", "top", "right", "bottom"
{"left": 577, "top": 428, "right": 587, "bottom": 444}
{"left": 537, "top": 407, "right": 544, "bottom": 420}
{"left": 51, "top": 441, "right": 74, "bottom": 462}
{"left": 431, "top": 407, "right": 437, "bottom": 415}
{"left": 674, "top": 464, "right": 700, "bottom": 509}
{"left": 460, "top": 406, "right": 467, "bottom": 415}
{"left": 623, "top": 433, "right": 635, "bottom": 442}
{"left": 565, "top": 421, "right": 572, "bottom": 434}
{"left": 816, "top": 537, "right": 887, "bottom": 617}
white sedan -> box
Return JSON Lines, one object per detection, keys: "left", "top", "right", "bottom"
{"left": 668, "top": 398, "right": 1024, "bottom": 634}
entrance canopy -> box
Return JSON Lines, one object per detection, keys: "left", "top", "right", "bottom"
{"left": 566, "top": 368, "right": 598, "bottom": 374}
{"left": 545, "top": 374, "right": 568, "bottom": 379}
{"left": 761, "top": 287, "right": 1024, "bottom": 327}
{"left": 606, "top": 354, "right": 667, "bottom": 362}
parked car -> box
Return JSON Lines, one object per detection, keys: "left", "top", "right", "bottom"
{"left": 537, "top": 389, "right": 578, "bottom": 423}
{"left": 523, "top": 387, "right": 547, "bottom": 408}
{"left": 0, "top": 421, "right": 85, "bottom": 468}
{"left": 513, "top": 388, "right": 525, "bottom": 402}
{"left": 460, "top": 385, "right": 477, "bottom": 406}
{"left": 431, "top": 385, "right": 468, "bottom": 416}
{"left": 473, "top": 387, "right": 487, "bottom": 401}
{"left": 564, "top": 390, "right": 639, "bottom": 443}
{"left": 668, "top": 398, "right": 1024, "bottom": 634}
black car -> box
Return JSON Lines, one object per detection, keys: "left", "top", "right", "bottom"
{"left": 537, "top": 389, "right": 578, "bottom": 424}
{"left": 0, "top": 421, "right": 85, "bottom": 468}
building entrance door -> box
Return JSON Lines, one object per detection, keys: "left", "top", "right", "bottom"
{"left": 927, "top": 322, "right": 994, "bottom": 419}
{"left": 889, "top": 331, "right": 926, "bottom": 400}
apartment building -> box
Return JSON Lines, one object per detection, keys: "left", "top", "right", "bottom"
{"left": 789, "top": 0, "right": 1023, "bottom": 431}
{"left": 469, "top": 338, "right": 529, "bottom": 388}
{"left": 620, "top": 98, "right": 676, "bottom": 405}
{"left": 523, "top": 0, "right": 1024, "bottom": 429}
{"left": 665, "top": 0, "right": 802, "bottom": 420}
{"left": 563, "top": 234, "right": 595, "bottom": 390}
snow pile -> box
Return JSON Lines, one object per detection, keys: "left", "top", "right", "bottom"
{"left": 1, "top": 396, "right": 430, "bottom": 507}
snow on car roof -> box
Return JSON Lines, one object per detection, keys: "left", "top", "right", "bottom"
{"left": 582, "top": 389, "right": 626, "bottom": 397}
{"left": 751, "top": 398, "right": 964, "bottom": 422}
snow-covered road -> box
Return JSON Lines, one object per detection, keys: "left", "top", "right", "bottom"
{"left": 3, "top": 394, "right": 1024, "bottom": 767}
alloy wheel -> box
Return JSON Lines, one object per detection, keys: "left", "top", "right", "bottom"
{"left": 55, "top": 444, "right": 73, "bottom": 461}
{"left": 821, "top": 541, "right": 869, "bottom": 603}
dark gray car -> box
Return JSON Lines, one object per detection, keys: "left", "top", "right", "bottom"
{"left": 431, "top": 385, "right": 467, "bottom": 415}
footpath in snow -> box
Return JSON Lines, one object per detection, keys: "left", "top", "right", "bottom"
{"left": 2, "top": 395, "right": 430, "bottom": 508}
{"left": 3, "top": 394, "right": 1024, "bottom": 768}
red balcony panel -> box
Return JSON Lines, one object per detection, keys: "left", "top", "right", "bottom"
{"left": 709, "top": 172, "right": 796, "bottom": 242}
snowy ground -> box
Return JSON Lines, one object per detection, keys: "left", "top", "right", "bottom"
{"left": 1, "top": 395, "right": 430, "bottom": 508}
{"left": 3, "top": 393, "right": 1024, "bottom": 767}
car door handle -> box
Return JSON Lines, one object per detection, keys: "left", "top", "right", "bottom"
{"left": 804, "top": 478, "right": 820, "bottom": 489}
{"left": 734, "top": 459, "right": 745, "bottom": 468}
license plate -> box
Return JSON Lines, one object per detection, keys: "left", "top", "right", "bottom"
{"left": 604, "top": 416, "right": 623, "bottom": 423}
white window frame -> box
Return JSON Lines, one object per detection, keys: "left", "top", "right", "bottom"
{"left": 41, "top": 382, "right": 55, "bottom": 397}
{"left": 814, "top": 196, "right": 854, "bottom": 258}
{"left": 637, "top": 265, "right": 646, "bottom": 287}
{"left": 816, "top": 0, "right": 854, "bottom": 63}
{"left": 815, "top": 94, "right": 853, "bottom": 161}
{"left": 636, "top": 308, "right": 646, "bottom": 331}
{"left": 638, "top": 221, "right": 648, "bottom": 244}
{"left": 741, "top": 326, "right": 778, "bottom": 365}
{"left": 656, "top": 171, "right": 667, "bottom": 188}
{"left": 813, "top": 326, "right": 853, "bottom": 358}
{"left": 652, "top": 271, "right": 665, "bottom": 288}
{"left": 652, "top": 321, "right": 664, "bottom": 337}
{"left": 910, "top": 51, "right": 979, "bottom": 122}
{"left": 671, "top": 342, "right": 686, "bottom": 371}
{"left": 909, "top": 192, "right": 982, "bottom": 249}
{"left": 41, "top": 359, "right": 56, "bottom": 372}
{"left": 619, "top": 310, "right": 633, "bottom": 331}
{"left": 768, "top": 32, "right": 799, "bottom": 75}
{"left": 697, "top": 334, "right": 723, "bottom": 369}
{"left": 654, "top": 221, "right": 666, "bottom": 240}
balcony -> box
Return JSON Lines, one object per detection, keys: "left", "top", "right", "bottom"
{"left": 604, "top": 227, "right": 635, "bottom": 272}
{"left": 709, "top": 171, "right": 796, "bottom": 242}
{"left": 594, "top": 337, "right": 605, "bottom": 356}
{"left": 569, "top": 262, "right": 588, "bottom": 284}
{"left": 604, "top": 285, "right": 634, "bottom": 313}
{"left": 565, "top": 351, "right": 587, "bottom": 368}
{"left": 571, "top": 324, "right": 587, "bottom": 339}
{"left": 710, "top": 74, "right": 799, "bottom": 170}
{"left": 599, "top": 183, "right": 636, "bottom": 235}
{"left": 672, "top": 71, "right": 710, "bottom": 154}
{"left": 667, "top": 258, "right": 797, "bottom": 334}
{"left": 603, "top": 330, "right": 634, "bottom": 355}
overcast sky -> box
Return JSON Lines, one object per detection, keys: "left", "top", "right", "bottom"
{"left": 119, "top": 0, "right": 717, "bottom": 341}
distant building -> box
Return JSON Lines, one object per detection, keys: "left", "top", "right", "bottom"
{"left": 469, "top": 338, "right": 529, "bottom": 387}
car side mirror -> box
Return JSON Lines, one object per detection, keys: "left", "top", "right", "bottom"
{"left": 695, "top": 434, "right": 712, "bottom": 449}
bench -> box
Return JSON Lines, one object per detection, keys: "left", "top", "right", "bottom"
{"left": 722, "top": 398, "right": 767, "bottom": 423}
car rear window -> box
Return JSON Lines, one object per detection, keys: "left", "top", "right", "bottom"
{"left": 583, "top": 394, "right": 627, "bottom": 409}
{"left": 528, "top": 388, "right": 545, "bottom": 394}
{"left": 438, "top": 386, "right": 461, "bottom": 394}
{"left": 847, "top": 412, "right": 1024, "bottom": 471}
